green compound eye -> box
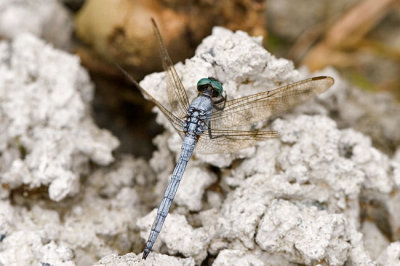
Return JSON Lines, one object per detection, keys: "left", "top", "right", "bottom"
{"left": 197, "top": 78, "right": 223, "bottom": 96}
{"left": 197, "top": 78, "right": 210, "bottom": 87}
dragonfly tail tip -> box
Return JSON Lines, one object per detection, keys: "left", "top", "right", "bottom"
{"left": 142, "top": 249, "right": 150, "bottom": 260}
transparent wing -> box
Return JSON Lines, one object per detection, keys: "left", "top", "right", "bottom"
{"left": 210, "top": 76, "right": 334, "bottom": 130}
{"left": 116, "top": 64, "right": 185, "bottom": 138}
{"left": 196, "top": 129, "right": 278, "bottom": 154}
{"left": 152, "top": 18, "right": 190, "bottom": 119}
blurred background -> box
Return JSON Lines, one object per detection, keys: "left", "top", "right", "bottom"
{"left": 6, "top": 0, "right": 398, "bottom": 159}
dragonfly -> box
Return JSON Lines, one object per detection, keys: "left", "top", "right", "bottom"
{"left": 116, "top": 18, "right": 334, "bottom": 259}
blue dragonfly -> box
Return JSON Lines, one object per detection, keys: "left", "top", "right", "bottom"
{"left": 117, "top": 19, "right": 334, "bottom": 259}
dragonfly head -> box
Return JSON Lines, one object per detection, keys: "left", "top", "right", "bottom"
{"left": 197, "top": 77, "right": 223, "bottom": 97}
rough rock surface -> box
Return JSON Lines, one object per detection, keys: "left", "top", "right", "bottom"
{"left": 0, "top": 33, "right": 118, "bottom": 201}
{"left": 0, "top": 0, "right": 73, "bottom": 49}
{"left": 0, "top": 154, "right": 151, "bottom": 265}
{"left": 0, "top": 10, "right": 399, "bottom": 266}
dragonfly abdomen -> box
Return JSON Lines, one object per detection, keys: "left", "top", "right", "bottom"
{"left": 142, "top": 135, "right": 197, "bottom": 259}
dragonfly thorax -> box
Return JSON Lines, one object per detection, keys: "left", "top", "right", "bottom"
{"left": 183, "top": 98, "right": 213, "bottom": 136}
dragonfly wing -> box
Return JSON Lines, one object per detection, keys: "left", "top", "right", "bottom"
{"left": 152, "top": 19, "right": 190, "bottom": 119}
{"left": 210, "top": 76, "right": 334, "bottom": 129}
{"left": 196, "top": 129, "right": 278, "bottom": 154}
{"left": 116, "top": 64, "right": 185, "bottom": 138}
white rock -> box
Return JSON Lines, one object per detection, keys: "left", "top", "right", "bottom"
{"left": 94, "top": 252, "right": 195, "bottom": 266}
{"left": 256, "top": 200, "right": 350, "bottom": 265}
{"left": 0, "top": 227, "right": 75, "bottom": 266}
{"left": 377, "top": 242, "right": 400, "bottom": 266}
{"left": 137, "top": 210, "right": 209, "bottom": 264}
{"left": 0, "top": 0, "right": 73, "bottom": 49}
{"left": 175, "top": 165, "right": 217, "bottom": 211}
{"left": 0, "top": 34, "right": 119, "bottom": 201}
{"left": 39, "top": 241, "right": 75, "bottom": 266}
{"left": 346, "top": 225, "right": 376, "bottom": 266}
{"left": 213, "top": 249, "right": 264, "bottom": 266}
{"left": 362, "top": 221, "right": 389, "bottom": 261}
{"left": 0, "top": 155, "right": 145, "bottom": 266}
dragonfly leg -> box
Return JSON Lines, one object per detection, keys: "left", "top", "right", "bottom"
{"left": 208, "top": 122, "right": 213, "bottom": 139}
{"left": 207, "top": 121, "right": 226, "bottom": 139}
{"left": 212, "top": 92, "right": 227, "bottom": 111}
